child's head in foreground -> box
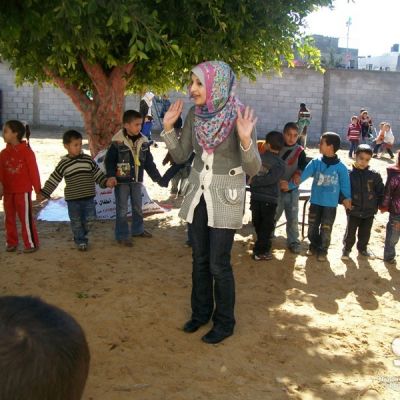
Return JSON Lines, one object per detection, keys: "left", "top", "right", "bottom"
{"left": 265, "top": 130, "right": 284, "bottom": 153}
{"left": 283, "top": 122, "right": 299, "bottom": 146}
{"left": 319, "top": 132, "right": 341, "bottom": 156}
{"left": 123, "top": 110, "right": 142, "bottom": 136}
{"left": 63, "top": 130, "right": 83, "bottom": 157}
{"left": 355, "top": 144, "right": 373, "bottom": 170}
{"left": 0, "top": 295, "right": 90, "bottom": 400}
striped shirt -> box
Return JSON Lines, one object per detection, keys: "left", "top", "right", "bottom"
{"left": 42, "top": 153, "right": 107, "bottom": 201}
{"left": 347, "top": 123, "right": 361, "bottom": 141}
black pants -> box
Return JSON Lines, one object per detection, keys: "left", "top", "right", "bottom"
{"left": 190, "top": 196, "right": 236, "bottom": 335}
{"left": 343, "top": 215, "right": 374, "bottom": 252}
{"left": 308, "top": 204, "right": 337, "bottom": 255}
{"left": 251, "top": 199, "right": 277, "bottom": 255}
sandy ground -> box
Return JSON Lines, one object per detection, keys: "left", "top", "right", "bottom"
{"left": 0, "top": 128, "right": 399, "bottom": 400}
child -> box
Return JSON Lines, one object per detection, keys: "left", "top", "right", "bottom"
{"left": 275, "top": 122, "right": 308, "bottom": 254}
{"left": 41, "top": 130, "right": 115, "bottom": 251}
{"left": 381, "top": 150, "right": 400, "bottom": 264}
{"left": 0, "top": 295, "right": 90, "bottom": 400}
{"left": 381, "top": 122, "right": 395, "bottom": 159}
{"left": 105, "top": 109, "right": 162, "bottom": 246}
{"left": 300, "top": 132, "right": 351, "bottom": 261}
{"left": 297, "top": 103, "right": 311, "bottom": 147}
{"left": 342, "top": 145, "right": 384, "bottom": 260}
{"left": 347, "top": 116, "right": 361, "bottom": 158}
{"left": 372, "top": 121, "right": 386, "bottom": 157}
{"left": 250, "top": 130, "right": 285, "bottom": 260}
{"left": 141, "top": 114, "right": 153, "bottom": 141}
{"left": 0, "top": 120, "right": 41, "bottom": 253}
{"left": 359, "top": 110, "right": 373, "bottom": 142}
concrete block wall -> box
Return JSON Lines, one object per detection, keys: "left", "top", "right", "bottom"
{"left": 325, "top": 69, "right": 400, "bottom": 143}
{"left": 1, "top": 61, "right": 399, "bottom": 145}
{"left": 39, "top": 84, "right": 83, "bottom": 127}
{"left": 0, "top": 63, "right": 33, "bottom": 124}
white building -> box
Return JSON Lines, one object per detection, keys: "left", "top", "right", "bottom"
{"left": 358, "top": 51, "right": 400, "bottom": 71}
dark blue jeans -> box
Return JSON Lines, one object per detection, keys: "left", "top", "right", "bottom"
{"left": 308, "top": 204, "right": 337, "bottom": 255}
{"left": 349, "top": 140, "right": 359, "bottom": 158}
{"left": 384, "top": 213, "right": 400, "bottom": 261}
{"left": 114, "top": 182, "right": 143, "bottom": 240}
{"left": 67, "top": 198, "right": 96, "bottom": 245}
{"left": 190, "top": 196, "right": 236, "bottom": 335}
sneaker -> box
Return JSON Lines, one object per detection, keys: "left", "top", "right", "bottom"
{"left": 306, "top": 249, "right": 314, "bottom": 256}
{"left": 78, "top": 243, "right": 88, "bottom": 251}
{"left": 132, "top": 229, "right": 152, "bottom": 238}
{"left": 6, "top": 245, "right": 17, "bottom": 252}
{"left": 118, "top": 239, "right": 133, "bottom": 247}
{"left": 358, "top": 249, "right": 375, "bottom": 259}
{"left": 341, "top": 250, "right": 350, "bottom": 260}
{"left": 288, "top": 244, "right": 301, "bottom": 254}
{"left": 23, "top": 247, "right": 38, "bottom": 253}
{"left": 317, "top": 254, "right": 327, "bottom": 262}
{"left": 252, "top": 253, "right": 273, "bottom": 261}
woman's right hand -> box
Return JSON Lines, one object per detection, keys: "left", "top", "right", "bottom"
{"left": 163, "top": 100, "right": 183, "bottom": 131}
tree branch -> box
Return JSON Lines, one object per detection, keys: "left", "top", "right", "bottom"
{"left": 44, "top": 67, "right": 92, "bottom": 112}
{"left": 110, "top": 62, "right": 134, "bottom": 86}
{"left": 80, "top": 57, "right": 109, "bottom": 98}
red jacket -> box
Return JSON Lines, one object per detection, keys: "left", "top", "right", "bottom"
{"left": 0, "top": 141, "right": 41, "bottom": 194}
{"left": 347, "top": 123, "right": 361, "bottom": 141}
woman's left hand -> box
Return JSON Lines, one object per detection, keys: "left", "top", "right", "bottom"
{"left": 237, "top": 106, "right": 257, "bottom": 150}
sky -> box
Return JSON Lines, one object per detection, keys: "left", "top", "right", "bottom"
{"left": 304, "top": 0, "right": 400, "bottom": 57}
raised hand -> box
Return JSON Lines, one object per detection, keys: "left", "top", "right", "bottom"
{"left": 237, "top": 106, "right": 258, "bottom": 150}
{"left": 163, "top": 100, "right": 183, "bottom": 132}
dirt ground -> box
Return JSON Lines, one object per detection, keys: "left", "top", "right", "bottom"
{"left": 0, "top": 128, "right": 399, "bottom": 400}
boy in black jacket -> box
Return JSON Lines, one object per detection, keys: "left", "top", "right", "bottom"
{"left": 250, "top": 131, "right": 285, "bottom": 260}
{"left": 105, "top": 110, "right": 162, "bottom": 246}
{"left": 342, "top": 144, "right": 384, "bottom": 260}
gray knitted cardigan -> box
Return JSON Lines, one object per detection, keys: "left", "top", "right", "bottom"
{"left": 161, "top": 107, "right": 261, "bottom": 229}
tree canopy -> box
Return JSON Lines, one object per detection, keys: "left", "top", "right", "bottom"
{"left": 0, "top": 0, "right": 332, "bottom": 93}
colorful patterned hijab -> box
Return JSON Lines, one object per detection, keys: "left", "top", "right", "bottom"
{"left": 191, "top": 61, "right": 243, "bottom": 154}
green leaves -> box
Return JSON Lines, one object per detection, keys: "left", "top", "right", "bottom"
{"left": 0, "top": 0, "right": 333, "bottom": 93}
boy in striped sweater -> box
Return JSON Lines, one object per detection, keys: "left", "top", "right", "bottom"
{"left": 347, "top": 116, "right": 361, "bottom": 158}
{"left": 41, "top": 130, "right": 116, "bottom": 251}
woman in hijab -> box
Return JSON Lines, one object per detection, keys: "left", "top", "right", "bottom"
{"left": 162, "top": 61, "right": 261, "bottom": 344}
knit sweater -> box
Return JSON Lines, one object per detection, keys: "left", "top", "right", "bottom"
{"left": 161, "top": 106, "right": 261, "bottom": 229}
{"left": 41, "top": 153, "right": 108, "bottom": 201}
{"left": 0, "top": 141, "right": 41, "bottom": 194}
{"left": 347, "top": 123, "right": 361, "bottom": 141}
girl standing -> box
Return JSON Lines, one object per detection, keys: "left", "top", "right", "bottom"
{"left": 0, "top": 120, "right": 41, "bottom": 252}
{"left": 297, "top": 103, "right": 311, "bottom": 147}
{"left": 381, "top": 151, "right": 400, "bottom": 264}
{"left": 162, "top": 61, "right": 261, "bottom": 344}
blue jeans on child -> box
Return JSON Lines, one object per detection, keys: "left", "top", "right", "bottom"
{"left": 114, "top": 182, "right": 144, "bottom": 240}
{"left": 67, "top": 198, "right": 96, "bottom": 245}
{"left": 190, "top": 196, "right": 236, "bottom": 335}
{"left": 275, "top": 189, "right": 300, "bottom": 248}
{"left": 308, "top": 204, "right": 337, "bottom": 255}
{"left": 349, "top": 140, "right": 359, "bottom": 158}
{"left": 384, "top": 213, "right": 400, "bottom": 261}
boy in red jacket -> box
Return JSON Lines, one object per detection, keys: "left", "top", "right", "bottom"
{"left": 347, "top": 116, "right": 361, "bottom": 158}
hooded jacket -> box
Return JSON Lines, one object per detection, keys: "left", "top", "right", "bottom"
{"left": 104, "top": 129, "right": 161, "bottom": 184}
{"left": 348, "top": 164, "right": 384, "bottom": 218}
{"left": 382, "top": 166, "right": 400, "bottom": 215}
{"left": 0, "top": 140, "right": 41, "bottom": 194}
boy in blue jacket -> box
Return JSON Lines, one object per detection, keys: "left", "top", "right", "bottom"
{"left": 300, "top": 132, "right": 351, "bottom": 261}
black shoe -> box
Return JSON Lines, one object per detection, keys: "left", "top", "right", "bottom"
{"left": 202, "top": 329, "right": 232, "bottom": 344}
{"left": 183, "top": 319, "right": 205, "bottom": 333}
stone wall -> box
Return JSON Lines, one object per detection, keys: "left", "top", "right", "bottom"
{"left": 1, "top": 62, "right": 399, "bottom": 144}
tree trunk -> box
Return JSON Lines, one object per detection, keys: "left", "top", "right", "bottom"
{"left": 45, "top": 61, "right": 134, "bottom": 157}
